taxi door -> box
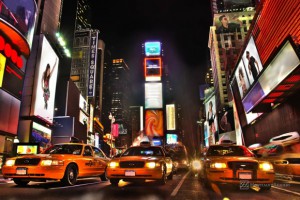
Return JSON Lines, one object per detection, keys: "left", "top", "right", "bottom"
{"left": 81, "top": 146, "right": 96, "bottom": 176}
{"left": 92, "top": 147, "right": 109, "bottom": 175}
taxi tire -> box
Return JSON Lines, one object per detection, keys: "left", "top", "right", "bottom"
{"left": 110, "top": 178, "right": 119, "bottom": 186}
{"left": 14, "top": 179, "right": 30, "bottom": 186}
{"left": 159, "top": 167, "right": 167, "bottom": 185}
{"left": 167, "top": 171, "right": 173, "bottom": 180}
{"left": 61, "top": 164, "right": 78, "bottom": 186}
{"left": 100, "top": 170, "right": 108, "bottom": 181}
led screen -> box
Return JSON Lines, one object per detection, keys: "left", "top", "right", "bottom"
{"left": 145, "top": 57, "right": 162, "bottom": 82}
{"left": 166, "top": 104, "right": 176, "bottom": 130}
{"left": 1, "top": 0, "right": 37, "bottom": 48}
{"left": 16, "top": 144, "right": 38, "bottom": 155}
{"left": 145, "top": 110, "right": 163, "bottom": 137}
{"left": 32, "top": 35, "right": 59, "bottom": 124}
{"left": 145, "top": 42, "right": 161, "bottom": 56}
{"left": 205, "top": 96, "right": 218, "bottom": 145}
{"left": 166, "top": 134, "right": 178, "bottom": 144}
{"left": 145, "top": 83, "right": 163, "bottom": 109}
{"left": 223, "top": 0, "right": 254, "bottom": 10}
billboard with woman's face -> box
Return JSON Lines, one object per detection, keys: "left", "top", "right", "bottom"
{"left": 205, "top": 96, "right": 218, "bottom": 145}
{"left": 31, "top": 35, "right": 59, "bottom": 124}
{"left": 0, "top": 0, "right": 37, "bottom": 48}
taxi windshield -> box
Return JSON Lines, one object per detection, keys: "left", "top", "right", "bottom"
{"left": 43, "top": 144, "right": 83, "bottom": 155}
{"left": 122, "top": 147, "right": 163, "bottom": 156}
{"left": 206, "top": 146, "right": 254, "bottom": 157}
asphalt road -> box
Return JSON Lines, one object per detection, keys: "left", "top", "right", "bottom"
{"left": 0, "top": 170, "right": 300, "bottom": 200}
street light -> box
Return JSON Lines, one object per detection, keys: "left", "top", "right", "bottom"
{"left": 109, "top": 113, "right": 115, "bottom": 157}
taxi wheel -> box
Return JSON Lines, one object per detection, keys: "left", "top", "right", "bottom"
{"left": 110, "top": 178, "right": 119, "bottom": 186}
{"left": 62, "top": 164, "right": 78, "bottom": 186}
{"left": 100, "top": 169, "right": 108, "bottom": 181}
{"left": 14, "top": 179, "right": 30, "bottom": 186}
{"left": 159, "top": 167, "right": 167, "bottom": 185}
{"left": 167, "top": 171, "right": 173, "bottom": 180}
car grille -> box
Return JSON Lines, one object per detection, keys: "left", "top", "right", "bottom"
{"left": 15, "top": 158, "right": 41, "bottom": 166}
{"left": 286, "top": 158, "right": 300, "bottom": 164}
{"left": 119, "top": 161, "right": 145, "bottom": 168}
{"left": 228, "top": 161, "right": 258, "bottom": 170}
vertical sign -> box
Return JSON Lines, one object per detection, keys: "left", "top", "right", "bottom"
{"left": 166, "top": 104, "right": 176, "bottom": 130}
{"left": 0, "top": 53, "right": 6, "bottom": 87}
{"left": 87, "top": 31, "right": 98, "bottom": 97}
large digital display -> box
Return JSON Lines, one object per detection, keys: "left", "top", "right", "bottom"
{"left": 166, "top": 134, "right": 178, "bottom": 144}
{"left": 0, "top": 0, "right": 37, "bottom": 48}
{"left": 145, "top": 110, "right": 164, "bottom": 137}
{"left": 214, "top": 13, "right": 242, "bottom": 34}
{"left": 144, "top": 57, "right": 162, "bottom": 82}
{"left": 166, "top": 104, "right": 176, "bottom": 130}
{"left": 16, "top": 143, "right": 38, "bottom": 155}
{"left": 242, "top": 39, "right": 300, "bottom": 113}
{"left": 31, "top": 35, "right": 59, "bottom": 124}
{"left": 145, "top": 42, "right": 161, "bottom": 56}
{"left": 145, "top": 83, "right": 163, "bottom": 109}
{"left": 205, "top": 96, "right": 218, "bottom": 145}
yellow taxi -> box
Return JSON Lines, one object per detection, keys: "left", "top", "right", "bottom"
{"left": 199, "top": 144, "right": 275, "bottom": 190}
{"left": 2, "top": 143, "right": 110, "bottom": 186}
{"left": 106, "top": 143, "right": 173, "bottom": 186}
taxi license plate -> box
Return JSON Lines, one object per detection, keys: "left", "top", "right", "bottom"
{"left": 239, "top": 172, "right": 252, "bottom": 179}
{"left": 16, "top": 168, "right": 27, "bottom": 175}
{"left": 125, "top": 170, "right": 135, "bottom": 176}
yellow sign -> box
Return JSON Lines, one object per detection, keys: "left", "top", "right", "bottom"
{"left": 0, "top": 53, "right": 6, "bottom": 87}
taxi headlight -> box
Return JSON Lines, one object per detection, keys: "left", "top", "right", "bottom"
{"left": 192, "top": 160, "right": 201, "bottom": 170}
{"left": 259, "top": 162, "right": 273, "bottom": 171}
{"left": 5, "top": 159, "right": 15, "bottom": 166}
{"left": 210, "top": 162, "right": 227, "bottom": 169}
{"left": 109, "top": 161, "right": 119, "bottom": 168}
{"left": 146, "top": 162, "right": 160, "bottom": 169}
{"left": 41, "top": 160, "right": 64, "bottom": 166}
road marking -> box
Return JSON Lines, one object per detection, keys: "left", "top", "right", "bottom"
{"left": 272, "top": 186, "right": 300, "bottom": 196}
{"left": 49, "top": 181, "right": 101, "bottom": 190}
{"left": 171, "top": 171, "right": 190, "bottom": 197}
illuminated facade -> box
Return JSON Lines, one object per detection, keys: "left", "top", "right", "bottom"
{"left": 75, "top": 0, "right": 92, "bottom": 30}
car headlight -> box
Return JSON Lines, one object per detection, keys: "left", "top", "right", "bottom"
{"left": 192, "top": 160, "right": 201, "bottom": 170}
{"left": 259, "top": 162, "right": 273, "bottom": 171}
{"left": 109, "top": 161, "right": 119, "bottom": 168}
{"left": 41, "top": 160, "right": 64, "bottom": 166}
{"left": 210, "top": 162, "right": 227, "bottom": 169}
{"left": 5, "top": 159, "right": 15, "bottom": 166}
{"left": 146, "top": 162, "right": 160, "bottom": 169}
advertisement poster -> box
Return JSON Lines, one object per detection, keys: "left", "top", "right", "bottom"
{"left": 144, "top": 57, "right": 162, "bottom": 81}
{"left": 235, "top": 59, "right": 250, "bottom": 99}
{"left": 205, "top": 96, "right": 218, "bottom": 145}
{"left": 214, "top": 13, "right": 242, "bottom": 34}
{"left": 145, "top": 110, "right": 164, "bottom": 137}
{"left": 145, "top": 83, "right": 163, "bottom": 109}
{"left": 241, "top": 36, "right": 263, "bottom": 85}
{"left": 166, "top": 104, "right": 176, "bottom": 130}
{"left": 166, "top": 134, "right": 178, "bottom": 144}
{"left": 32, "top": 36, "right": 59, "bottom": 124}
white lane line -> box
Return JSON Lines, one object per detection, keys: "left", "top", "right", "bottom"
{"left": 171, "top": 171, "right": 190, "bottom": 197}
{"left": 49, "top": 181, "right": 101, "bottom": 190}
{"left": 272, "top": 186, "right": 300, "bottom": 196}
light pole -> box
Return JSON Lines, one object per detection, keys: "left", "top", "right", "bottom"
{"left": 109, "top": 113, "right": 115, "bottom": 157}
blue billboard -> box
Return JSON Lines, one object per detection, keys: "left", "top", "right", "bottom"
{"left": 145, "top": 42, "right": 161, "bottom": 56}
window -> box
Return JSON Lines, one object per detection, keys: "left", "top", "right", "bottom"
{"left": 92, "top": 147, "right": 105, "bottom": 158}
{"left": 84, "top": 146, "right": 93, "bottom": 156}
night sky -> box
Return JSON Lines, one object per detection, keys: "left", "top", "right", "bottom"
{"left": 91, "top": 0, "right": 213, "bottom": 152}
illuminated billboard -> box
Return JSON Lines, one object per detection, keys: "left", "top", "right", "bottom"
{"left": 242, "top": 38, "right": 300, "bottom": 113}
{"left": 214, "top": 13, "right": 242, "bottom": 34}
{"left": 16, "top": 143, "right": 38, "bottom": 155}
{"left": 145, "top": 41, "right": 161, "bottom": 56}
{"left": 0, "top": 0, "right": 37, "bottom": 49}
{"left": 205, "top": 96, "right": 218, "bottom": 145}
{"left": 144, "top": 57, "right": 162, "bottom": 82}
{"left": 166, "top": 104, "right": 176, "bottom": 130}
{"left": 166, "top": 134, "right": 178, "bottom": 144}
{"left": 31, "top": 35, "right": 59, "bottom": 124}
{"left": 235, "top": 60, "right": 250, "bottom": 99}
{"left": 145, "top": 110, "right": 164, "bottom": 137}
{"left": 0, "top": 53, "right": 5, "bottom": 87}
{"left": 87, "top": 31, "right": 99, "bottom": 97}
{"left": 145, "top": 83, "right": 163, "bottom": 109}
{"left": 241, "top": 36, "right": 263, "bottom": 85}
